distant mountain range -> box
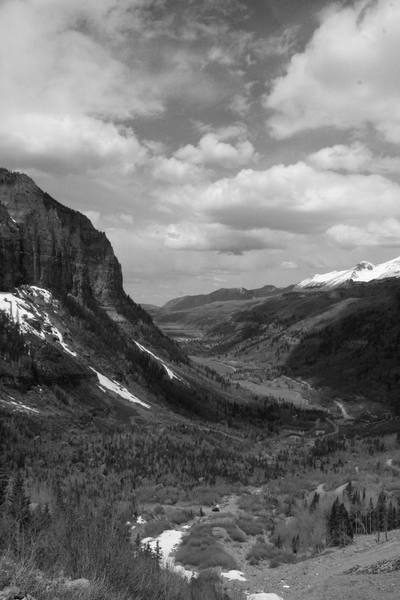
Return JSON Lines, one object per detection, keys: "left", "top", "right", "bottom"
{"left": 298, "top": 257, "right": 400, "bottom": 289}
{"left": 160, "top": 284, "right": 285, "bottom": 313}
{"left": 160, "top": 256, "right": 400, "bottom": 312}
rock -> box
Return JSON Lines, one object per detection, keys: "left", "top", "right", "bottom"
{"left": 63, "top": 578, "right": 90, "bottom": 590}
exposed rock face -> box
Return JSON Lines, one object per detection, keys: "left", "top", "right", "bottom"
{"left": 0, "top": 168, "right": 123, "bottom": 306}
{"left": 0, "top": 201, "right": 22, "bottom": 290}
{"left": 0, "top": 168, "right": 182, "bottom": 361}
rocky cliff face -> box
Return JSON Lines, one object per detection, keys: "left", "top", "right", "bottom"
{"left": 0, "top": 201, "right": 22, "bottom": 290}
{"left": 0, "top": 168, "right": 123, "bottom": 306}
{"left": 0, "top": 168, "right": 181, "bottom": 359}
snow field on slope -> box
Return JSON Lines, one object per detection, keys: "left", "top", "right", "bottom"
{"left": 134, "top": 341, "right": 184, "bottom": 382}
{"left": 90, "top": 368, "right": 150, "bottom": 409}
{"left": 0, "top": 287, "right": 76, "bottom": 356}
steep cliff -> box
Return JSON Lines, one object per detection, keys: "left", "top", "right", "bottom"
{"left": 0, "top": 201, "right": 22, "bottom": 290}
{"left": 0, "top": 168, "right": 181, "bottom": 360}
{"left": 0, "top": 168, "right": 125, "bottom": 305}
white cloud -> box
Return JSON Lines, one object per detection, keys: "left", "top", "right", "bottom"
{"left": 265, "top": 0, "right": 400, "bottom": 142}
{"left": 308, "top": 142, "right": 400, "bottom": 174}
{"left": 175, "top": 131, "right": 256, "bottom": 169}
{"left": 0, "top": 113, "right": 147, "bottom": 174}
{"left": 327, "top": 219, "right": 400, "bottom": 248}
{"left": 0, "top": 0, "right": 237, "bottom": 177}
{"left": 0, "top": 0, "right": 161, "bottom": 175}
{"left": 151, "top": 157, "right": 204, "bottom": 184}
{"left": 164, "top": 222, "right": 286, "bottom": 254}
{"left": 191, "top": 162, "right": 400, "bottom": 233}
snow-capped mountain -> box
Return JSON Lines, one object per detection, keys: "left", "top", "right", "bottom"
{"left": 298, "top": 256, "right": 400, "bottom": 289}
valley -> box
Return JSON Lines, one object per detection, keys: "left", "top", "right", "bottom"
{"left": 1, "top": 170, "right": 400, "bottom": 600}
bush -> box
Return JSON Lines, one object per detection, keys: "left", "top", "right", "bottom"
{"left": 167, "top": 508, "right": 194, "bottom": 525}
{"left": 236, "top": 516, "right": 264, "bottom": 536}
{"left": 207, "top": 517, "right": 247, "bottom": 543}
{"left": 246, "top": 539, "right": 296, "bottom": 567}
{"left": 175, "top": 524, "right": 238, "bottom": 570}
{"left": 142, "top": 518, "right": 171, "bottom": 539}
{"left": 246, "top": 539, "right": 274, "bottom": 565}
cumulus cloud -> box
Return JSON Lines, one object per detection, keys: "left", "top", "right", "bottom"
{"left": 151, "top": 157, "right": 204, "bottom": 184}
{"left": 327, "top": 219, "right": 400, "bottom": 248}
{"left": 265, "top": 0, "right": 400, "bottom": 142}
{"left": 164, "top": 222, "right": 286, "bottom": 254}
{"left": 0, "top": 114, "right": 147, "bottom": 174}
{"left": 308, "top": 142, "right": 400, "bottom": 174}
{"left": 191, "top": 162, "right": 400, "bottom": 234}
{"left": 0, "top": 0, "right": 160, "bottom": 174}
{"left": 174, "top": 127, "right": 256, "bottom": 169}
{"left": 0, "top": 0, "right": 245, "bottom": 176}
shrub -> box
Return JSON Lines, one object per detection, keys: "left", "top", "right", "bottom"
{"left": 167, "top": 508, "right": 194, "bottom": 525}
{"left": 142, "top": 518, "right": 171, "bottom": 539}
{"left": 246, "top": 539, "right": 274, "bottom": 565}
{"left": 175, "top": 525, "right": 238, "bottom": 570}
{"left": 236, "top": 516, "right": 264, "bottom": 536}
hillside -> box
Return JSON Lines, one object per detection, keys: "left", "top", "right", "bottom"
{"left": 160, "top": 284, "right": 285, "bottom": 313}
{"left": 155, "top": 278, "right": 400, "bottom": 416}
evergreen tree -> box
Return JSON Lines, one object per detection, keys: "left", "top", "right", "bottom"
{"left": 8, "top": 471, "right": 30, "bottom": 527}
{"left": 376, "top": 490, "right": 388, "bottom": 542}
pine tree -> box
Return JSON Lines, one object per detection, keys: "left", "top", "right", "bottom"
{"left": 9, "top": 471, "right": 30, "bottom": 527}
{"left": 376, "top": 490, "right": 388, "bottom": 542}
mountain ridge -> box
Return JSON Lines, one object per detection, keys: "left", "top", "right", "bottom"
{"left": 298, "top": 256, "right": 400, "bottom": 289}
{"left": 161, "top": 283, "right": 285, "bottom": 313}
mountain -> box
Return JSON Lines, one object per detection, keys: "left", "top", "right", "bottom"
{"left": 0, "top": 168, "right": 239, "bottom": 422}
{"left": 180, "top": 278, "right": 400, "bottom": 415}
{"left": 161, "top": 284, "right": 282, "bottom": 313}
{"left": 298, "top": 257, "right": 400, "bottom": 289}
{"left": 0, "top": 167, "right": 178, "bottom": 351}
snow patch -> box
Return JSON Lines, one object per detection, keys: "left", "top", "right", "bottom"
{"left": 0, "top": 291, "right": 45, "bottom": 339}
{"left": 134, "top": 341, "right": 184, "bottom": 382}
{"left": 90, "top": 368, "right": 150, "bottom": 409}
{"left": 334, "top": 400, "right": 352, "bottom": 420}
{"left": 0, "top": 395, "right": 40, "bottom": 414}
{"left": 47, "top": 320, "right": 77, "bottom": 356}
{"left": 222, "top": 570, "right": 247, "bottom": 582}
{"left": 248, "top": 594, "right": 284, "bottom": 600}
{"left": 0, "top": 287, "right": 77, "bottom": 356}
{"left": 141, "top": 530, "right": 195, "bottom": 580}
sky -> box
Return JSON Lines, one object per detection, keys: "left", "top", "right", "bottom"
{"left": 1, "top": 0, "right": 400, "bottom": 304}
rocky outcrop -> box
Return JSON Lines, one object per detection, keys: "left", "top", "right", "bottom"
{"left": 0, "top": 202, "right": 22, "bottom": 290}
{"left": 0, "top": 168, "right": 123, "bottom": 306}
{"left": 0, "top": 168, "right": 182, "bottom": 360}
